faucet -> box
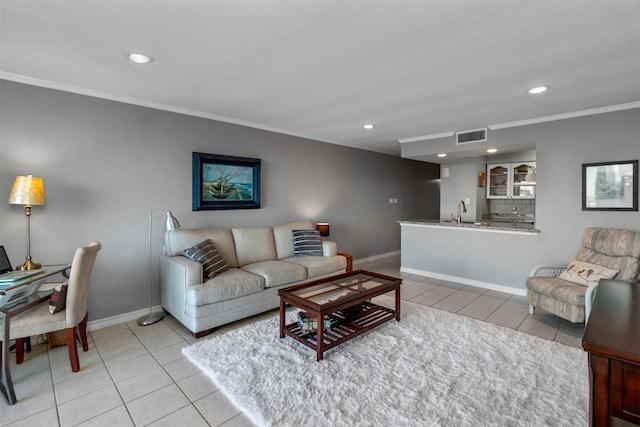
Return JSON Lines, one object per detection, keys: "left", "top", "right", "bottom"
{"left": 454, "top": 200, "right": 467, "bottom": 224}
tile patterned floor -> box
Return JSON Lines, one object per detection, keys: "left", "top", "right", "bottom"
{"left": 1, "top": 254, "right": 585, "bottom": 426}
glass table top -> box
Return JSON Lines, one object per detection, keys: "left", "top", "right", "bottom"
{"left": 287, "top": 272, "right": 397, "bottom": 305}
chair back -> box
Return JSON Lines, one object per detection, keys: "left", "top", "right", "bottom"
{"left": 65, "top": 241, "right": 102, "bottom": 326}
{"left": 576, "top": 227, "right": 640, "bottom": 282}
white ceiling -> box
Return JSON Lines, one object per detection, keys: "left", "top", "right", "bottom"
{"left": 1, "top": 0, "right": 639, "bottom": 157}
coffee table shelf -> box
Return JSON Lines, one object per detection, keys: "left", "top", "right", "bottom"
{"left": 278, "top": 270, "right": 401, "bottom": 361}
{"left": 284, "top": 302, "right": 396, "bottom": 352}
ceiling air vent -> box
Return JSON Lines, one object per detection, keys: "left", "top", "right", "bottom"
{"left": 456, "top": 128, "right": 487, "bottom": 145}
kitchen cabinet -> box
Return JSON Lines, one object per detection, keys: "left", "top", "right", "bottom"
{"left": 487, "top": 162, "right": 536, "bottom": 199}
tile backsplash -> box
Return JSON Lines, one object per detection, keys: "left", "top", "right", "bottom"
{"left": 484, "top": 199, "right": 535, "bottom": 222}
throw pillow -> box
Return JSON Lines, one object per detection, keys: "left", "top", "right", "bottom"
{"left": 49, "top": 282, "right": 68, "bottom": 314}
{"left": 558, "top": 260, "right": 618, "bottom": 287}
{"left": 292, "top": 230, "right": 323, "bottom": 257}
{"left": 183, "top": 239, "right": 229, "bottom": 279}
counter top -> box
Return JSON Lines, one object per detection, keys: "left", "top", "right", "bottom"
{"left": 398, "top": 219, "right": 540, "bottom": 234}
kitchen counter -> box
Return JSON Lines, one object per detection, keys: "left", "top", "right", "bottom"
{"left": 399, "top": 219, "right": 543, "bottom": 295}
{"left": 399, "top": 219, "right": 539, "bottom": 234}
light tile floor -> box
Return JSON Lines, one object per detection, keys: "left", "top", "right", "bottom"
{"left": 1, "top": 254, "right": 585, "bottom": 426}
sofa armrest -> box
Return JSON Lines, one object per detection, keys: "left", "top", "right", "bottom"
{"left": 162, "top": 255, "right": 203, "bottom": 284}
{"left": 322, "top": 240, "right": 337, "bottom": 257}
{"left": 160, "top": 255, "right": 203, "bottom": 318}
{"left": 529, "top": 265, "right": 565, "bottom": 278}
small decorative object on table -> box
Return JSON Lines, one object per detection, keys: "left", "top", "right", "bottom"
{"left": 297, "top": 311, "right": 331, "bottom": 333}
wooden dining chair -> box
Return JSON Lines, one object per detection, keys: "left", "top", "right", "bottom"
{"left": 10, "top": 241, "right": 101, "bottom": 372}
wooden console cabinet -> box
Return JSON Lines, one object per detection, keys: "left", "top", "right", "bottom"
{"left": 582, "top": 280, "right": 640, "bottom": 426}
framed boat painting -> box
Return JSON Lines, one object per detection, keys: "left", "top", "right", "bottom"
{"left": 582, "top": 160, "right": 638, "bottom": 211}
{"left": 192, "top": 152, "right": 261, "bottom": 210}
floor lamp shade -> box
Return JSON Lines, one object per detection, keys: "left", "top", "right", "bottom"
{"left": 137, "top": 210, "right": 181, "bottom": 326}
{"left": 8, "top": 175, "right": 45, "bottom": 270}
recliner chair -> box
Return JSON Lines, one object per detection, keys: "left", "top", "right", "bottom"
{"left": 526, "top": 227, "right": 640, "bottom": 323}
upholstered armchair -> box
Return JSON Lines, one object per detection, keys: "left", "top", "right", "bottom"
{"left": 526, "top": 227, "right": 640, "bottom": 323}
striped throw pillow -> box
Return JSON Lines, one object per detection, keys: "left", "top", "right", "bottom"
{"left": 292, "top": 230, "right": 323, "bottom": 257}
{"left": 183, "top": 239, "right": 229, "bottom": 279}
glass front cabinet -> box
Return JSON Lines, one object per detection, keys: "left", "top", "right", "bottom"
{"left": 487, "top": 162, "right": 536, "bottom": 199}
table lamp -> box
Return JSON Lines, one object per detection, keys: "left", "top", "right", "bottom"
{"left": 316, "top": 222, "right": 330, "bottom": 239}
{"left": 138, "top": 209, "right": 181, "bottom": 326}
{"left": 8, "top": 175, "right": 45, "bottom": 270}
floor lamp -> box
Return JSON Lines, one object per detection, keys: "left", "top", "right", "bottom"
{"left": 137, "top": 210, "right": 181, "bottom": 326}
{"left": 8, "top": 175, "right": 45, "bottom": 270}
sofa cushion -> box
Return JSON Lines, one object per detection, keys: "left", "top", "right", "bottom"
{"left": 292, "top": 230, "right": 323, "bottom": 257}
{"left": 185, "top": 268, "right": 265, "bottom": 306}
{"left": 283, "top": 255, "right": 347, "bottom": 279}
{"left": 273, "top": 220, "right": 315, "bottom": 260}
{"left": 165, "top": 228, "right": 238, "bottom": 267}
{"left": 231, "top": 226, "right": 277, "bottom": 266}
{"left": 183, "top": 239, "right": 229, "bottom": 279}
{"left": 525, "top": 277, "right": 586, "bottom": 306}
{"left": 558, "top": 260, "right": 618, "bottom": 287}
{"left": 241, "top": 260, "right": 307, "bottom": 288}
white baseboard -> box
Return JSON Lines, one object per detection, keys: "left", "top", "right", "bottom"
{"left": 87, "top": 305, "right": 164, "bottom": 332}
{"left": 400, "top": 266, "right": 527, "bottom": 297}
{"left": 353, "top": 250, "right": 400, "bottom": 266}
{"left": 87, "top": 251, "right": 402, "bottom": 331}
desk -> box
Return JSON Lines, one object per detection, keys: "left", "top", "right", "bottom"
{"left": 582, "top": 279, "right": 640, "bottom": 426}
{"left": 0, "top": 264, "right": 70, "bottom": 405}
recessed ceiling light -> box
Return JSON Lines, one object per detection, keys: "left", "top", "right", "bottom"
{"left": 363, "top": 124, "right": 375, "bottom": 130}
{"left": 127, "top": 53, "right": 152, "bottom": 64}
{"left": 486, "top": 148, "right": 498, "bottom": 153}
{"left": 528, "top": 86, "right": 549, "bottom": 94}
{"left": 437, "top": 153, "right": 447, "bottom": 158}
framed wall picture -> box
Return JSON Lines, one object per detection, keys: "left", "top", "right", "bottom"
{"left": 192, "top": 152, "right": 261, "bottom": 210}
{"left": 582, "top": 160, "right": 638, "bottom": 211}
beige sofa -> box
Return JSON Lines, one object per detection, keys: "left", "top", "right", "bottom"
{"left": 160, "top": 220, "right": 347, "bottom": 336}
{"left": 526, "top": 227, "right": 640, "bottom": 323}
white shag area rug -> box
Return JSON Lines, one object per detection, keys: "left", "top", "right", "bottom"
{"left": 183, "top": 297, "right": 588, "bottom": 427}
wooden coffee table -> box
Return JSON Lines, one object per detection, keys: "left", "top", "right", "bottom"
{"left": 278, "top": 269, "right": 401, "bottom": 361}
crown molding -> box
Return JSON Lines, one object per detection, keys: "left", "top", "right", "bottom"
{"left": 3, "top": 72, "right": 638, "bottom": 154}
{"left": 488, "top": 102, "right": 640, "bottom": 130}
{"left": 397, "top": 102, "right": 640, "bottom": 144}
{"left": 0, "top": 71, "right": 341, "bottom": 145}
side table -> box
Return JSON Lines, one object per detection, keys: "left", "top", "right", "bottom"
{"left": 582, "top": 279, "right": 640, "bottom": 425}
{"left": 338, "top": 252, "right": 353, "bottom": 272}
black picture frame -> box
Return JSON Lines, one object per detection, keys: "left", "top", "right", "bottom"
{"left": 582, "top": 160, "right": 638, "bottom": 211}
{"left": 192, "top": 152, "right": 261, "bottom": 211}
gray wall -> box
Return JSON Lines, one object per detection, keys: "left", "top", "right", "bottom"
{"left": 440, "top": 158, "right": 487, "bottom": 222}
{"left": 400, "top": 108, "right": 640, "bottom": 289}
{"left": 0, "top": 81, "right": 440, "bottom": 321}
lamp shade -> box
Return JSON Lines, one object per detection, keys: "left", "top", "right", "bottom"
{"left": 316, "top": 222, "right": 330, "bottom": 237}
{"left": 9, "top": 175, "right": 45, "bottom": 206}
{"left": 165, "top": 210, "right": 180, "bottom": 230}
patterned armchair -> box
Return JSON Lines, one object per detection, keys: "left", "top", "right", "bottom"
{"left": 526, "top": 227, "right": 640, "bottom": 323}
